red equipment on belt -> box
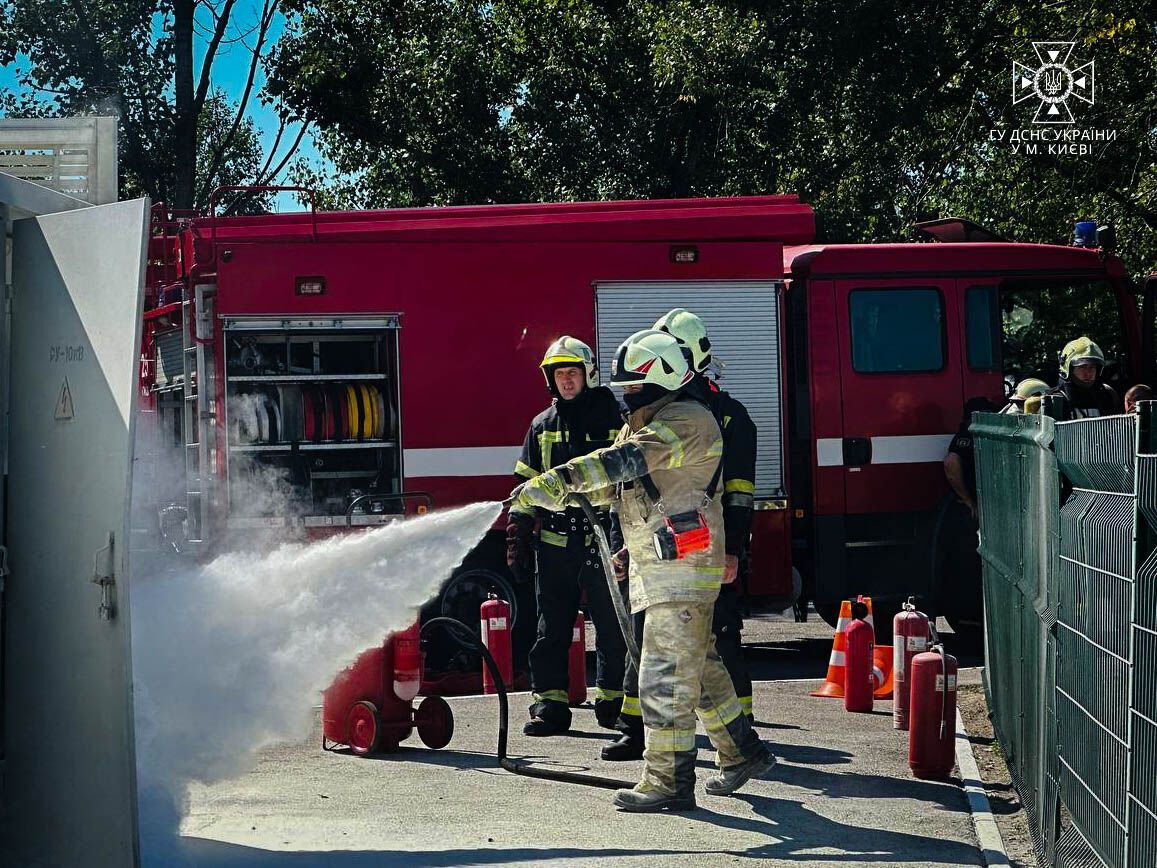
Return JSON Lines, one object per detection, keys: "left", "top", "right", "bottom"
{"left": 480, "top": 594, "right": 513, "bottom": 695}
{"left": 893, "top": 598, "right": 932, "bottom": 730}
{"left": 652, "top": 509, "right": 712, "bottom": 560}
{"left": 568, "top": 612, "right": 587, "bottom": 706}
{"left": 908, "top": 644, "right": 958, "bottom": 780}
{"left": 844, "top": 601, "right": 875, "bottom": 713}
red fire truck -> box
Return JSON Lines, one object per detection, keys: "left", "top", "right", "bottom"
{"left": 138, "top": 192, "right": 1146, "bottom": 681}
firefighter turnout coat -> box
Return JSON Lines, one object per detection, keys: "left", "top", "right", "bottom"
{"left": 549, "top": 390, "right": 726, "bottom": 613}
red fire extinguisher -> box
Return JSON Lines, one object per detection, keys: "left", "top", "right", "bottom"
{"left": 480, "top": 594, "right": 513, "bottom": 695}
{"left": 392, "top": 622, "right": 422, "bottom": 702}
{"left": 568, "top": 612, "right": 587, "bottom": 706}
{"left": 908, "top": 644, "right": 958, "bottom": 780}
{"left": 893, "top": 598, "right": 932, "bottom": 730}
{"left": 844, "top": 600, "right": 874, "bottom": 712}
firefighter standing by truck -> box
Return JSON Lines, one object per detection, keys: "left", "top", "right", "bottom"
{"left": 514, "top": 329, "right": 775, "bottom": 812}
{"left": 507, "top": 337, "right": 628, "bottom": 736}
{"left": 1050, "top": 336, "right": 1120, "bottom": 419}
{"left": 601, "top": 309, "right": 756, "bottom": 762}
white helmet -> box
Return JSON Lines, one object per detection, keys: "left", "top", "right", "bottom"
{"left": 540, "top": 335, "right": 598, "bottom": 389}
{"left": 609, "top": 329, "right": 693, "bottom": 391}
{"left": 653, "top": 308, "right": 712, "bottom": 373}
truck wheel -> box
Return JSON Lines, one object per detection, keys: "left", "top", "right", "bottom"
{"left": 346, "top": 700, "right": 381, "bottom": 756}
{"left": 814, "top": 601, "right": 841, "bottom": 628}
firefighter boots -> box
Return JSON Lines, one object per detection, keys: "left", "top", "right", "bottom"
{"left": 601, "top": 731, "right": 644, "bottom": 761}
{"left": 612, "top": 788, "right": 696, "bottom": 813}
{"left": 703, "top": 746, "right": 778, "bottom": 796}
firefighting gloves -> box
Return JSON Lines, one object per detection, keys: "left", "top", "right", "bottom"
{"left": 612, "top": 547, "right": 630, "bottom": 582}
{"left": 514, "top": 469, "right": 570, "bottom": 512}
{"left": 506, "top": 514, "right": 536, "bottom": 584}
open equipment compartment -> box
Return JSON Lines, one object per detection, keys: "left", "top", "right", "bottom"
{"left": 221, "top": 315, "right": 403, "bottom": 528}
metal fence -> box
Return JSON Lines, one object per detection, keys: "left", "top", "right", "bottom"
{"left": 974, "top": 407, "right": 1157, "bottom": 868}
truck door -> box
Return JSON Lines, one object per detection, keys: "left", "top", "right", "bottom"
{"left": 832, "top": 278, "right": 962, "bottom": 515}
{"left": 4, "top": 199, "right": 148, "bottom": 865}
{"left": 958, "top": 281, "right": 1005, "bottom": 407}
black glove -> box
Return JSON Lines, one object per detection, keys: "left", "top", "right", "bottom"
{"left": 611, "top": 547, "right": 630, "bottom": 582}
{"left": 506, "top": 514, "right": 536, "bottom": 584}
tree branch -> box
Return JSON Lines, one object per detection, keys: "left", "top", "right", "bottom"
{"left": 254, "top": 120, "right": 311, "bottom": 187}
{"left": 196, "top": 0, "right": 277, "bottom": 204}
{"left": 194, "top": 0, "right": 239, "bottom": 118}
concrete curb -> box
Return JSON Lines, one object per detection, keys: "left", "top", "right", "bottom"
{"left": 955, "top": 707, "right": 1012, "bottom": 867}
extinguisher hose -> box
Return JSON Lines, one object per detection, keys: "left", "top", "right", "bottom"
{"left": 421, "top": 616, "right": 636, "bottom": 790}
{"left": 565, "top": 493, "right": 641, "bottom": 668}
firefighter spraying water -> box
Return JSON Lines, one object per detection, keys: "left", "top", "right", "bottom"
{"left": 130, "top": 499, "right": 502, "bottom": 864}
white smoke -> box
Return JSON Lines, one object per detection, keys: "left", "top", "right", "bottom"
{"left": 130, "top": 498, "right": 501, "bottom": 865}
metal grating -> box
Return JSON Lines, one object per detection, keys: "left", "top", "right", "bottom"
{"left": 594, "top": 281, "right": 785, "bottom": 497}
{"left": 154, "top": 330, "right": 184, "bottom": 387}
{"left": 976, "top": 408, "right": 1157, "bottom": 867}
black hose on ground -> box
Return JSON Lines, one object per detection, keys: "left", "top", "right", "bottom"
{"left": 421, "top": 616, "right": 635, "bottom": 790}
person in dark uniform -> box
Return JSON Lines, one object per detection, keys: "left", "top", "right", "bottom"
{"left": 601, "top": 309, "right": 757, "bottom": 761}
{"left": 939, "top": 396, "right": 997, "bottom": 629}
{"left": 1049, "top": 336, "right": 1119, "bottom": 420}
{"left": 507, "top": 336, "right": 628, "bottom": 736}
{"left": 943, "top": 397, "right": 995, "bottom": 519}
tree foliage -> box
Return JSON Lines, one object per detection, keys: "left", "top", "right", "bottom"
{"left": 269, "top": 1, "right": 1154, "bottom": 279}
{"left": 0, "top": 0, "right": 307, "bottom": 210}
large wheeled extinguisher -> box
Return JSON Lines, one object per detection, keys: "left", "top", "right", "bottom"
{"left": 908, "top": 643, "right": 958, "bottom": 780}
{"left": 893, "top": 598, "right": 932, "bottom": 730}
{"left": 568, "top": 612, "right": 588, "bottom": 706}
{"left": 844, "top": 600, "right": 875, "bottom": 713}
{"left": 480, "top": 594, "right": 513, "bottom": 696}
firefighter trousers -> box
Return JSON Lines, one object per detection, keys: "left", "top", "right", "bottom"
{"left": 617, "top": 583, "right": 752, "bottom": 736}
{"left": 635, "top": 600, "right": 763, "bottom": 798}
{"left": 528, "top": 533, "right": 627, "bottom": 727}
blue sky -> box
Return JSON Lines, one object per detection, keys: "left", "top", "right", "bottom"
{"left": 0, "top": 2, "right": 325, "bottom": 212}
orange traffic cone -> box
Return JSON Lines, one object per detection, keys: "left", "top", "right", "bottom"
{"left": 872, "top": 644, "right": 894, "bottom": 699}
{"left": 813, "top": 595, "right": 894, "bottom": 699}
{"left": 811, "top": 598, "right": 858, "bottom": 698}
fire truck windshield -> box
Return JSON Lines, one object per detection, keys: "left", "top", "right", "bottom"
{"left": 998, "top": 277, "right": 1127, "bottom": 391}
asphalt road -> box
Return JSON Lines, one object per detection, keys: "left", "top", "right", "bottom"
{"left": 177, "top": 610, "right": 986, "bottom": 867}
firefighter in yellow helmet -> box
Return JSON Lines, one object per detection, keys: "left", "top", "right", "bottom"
{"left": 1000, "top": 378, "right": 1050, "bottom": 414}
{"left": 508, "top": 336, "right": 627, "bottom": 736}
{"left": 513, "top": 329, "right": 776, "bottom": 812}
{"left": 602, "top": 309, "right": 757, "bottom": 762}
{"left": 1050, "top": 336, "right": 1119, "bottom": 419}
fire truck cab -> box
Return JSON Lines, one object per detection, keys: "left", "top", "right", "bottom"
{"left": 784, "top": 224, "right": 1141, "bottom": 629}
{"left": 139, "top": 195, "right": 1143, "bottom": 683}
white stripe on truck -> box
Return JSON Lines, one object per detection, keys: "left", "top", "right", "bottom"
{"left": 816, "top": 434, "right": 955, "bottom": 467}
{"left": 404, "top": 446, "right": 522, "bottom": 478}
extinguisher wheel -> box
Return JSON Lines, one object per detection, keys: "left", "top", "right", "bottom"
{"left": 346, "top": 700, "right": 381, "bottom": 756}
{"left": 415, "top": 695, "right": 454, "bottom": 750}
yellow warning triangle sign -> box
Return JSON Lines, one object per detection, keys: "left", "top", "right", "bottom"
{"left": 54, "top": 378, "right": 74, "bottom": 421}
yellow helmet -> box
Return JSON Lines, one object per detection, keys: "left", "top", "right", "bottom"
{"left": 609, "top": 329, "right": 693, "bottom": 391}
{"left": 1024, "top": 395, "right": 1043, "bottom": 414}
{"left": 1058, "top": 336, "right": 1106, "bottom": 379}
{"left": 1013, "top": 378, "right": 1050, "bottom": 402}
{"left": 540, "top": 336, "right": 598, "bottom": 390}
{"left": 653, "top": 308, "right": 712, "bottom": 373}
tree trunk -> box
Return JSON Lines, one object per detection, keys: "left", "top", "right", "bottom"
{"left": 173, "top": 0, "right": 196, "bottom": 210}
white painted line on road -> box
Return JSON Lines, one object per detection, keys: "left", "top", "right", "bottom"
{"left": 955, "top": 707, "right": 1011, "bottom": 868}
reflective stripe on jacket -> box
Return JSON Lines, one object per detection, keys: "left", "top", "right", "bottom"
{"left": 552, "top": 391, "right": 725, "bottom": 612}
